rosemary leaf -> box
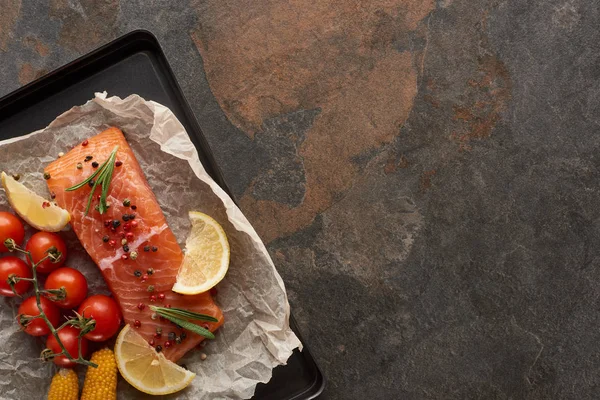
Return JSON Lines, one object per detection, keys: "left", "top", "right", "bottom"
{"left": 65, "top": 146, "right": 118, "bottom": 215}
{"left": 156, "top": 312, "right": 215, "bottom": 339}
{"left": 150, "top": 306, "right": 219, "bottom": 323}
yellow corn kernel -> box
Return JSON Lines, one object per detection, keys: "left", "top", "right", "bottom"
{"left": 81, "top": 348, "right": 117, "bottom": 400}
{"left": 47, "top": 368, "right": 79, "bottom": 400}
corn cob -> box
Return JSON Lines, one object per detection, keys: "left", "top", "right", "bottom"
{"left": 81, "top": 348, "right": 117, "bottom": 400}
{"left": 47, "top": 368, "right": 79, "bottom": 400}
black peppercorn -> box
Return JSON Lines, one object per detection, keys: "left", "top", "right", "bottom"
{"left": 91, "top": 161, "right": 99, "bottom": 168}
{"left": 102, "top": 236, "right": 109, "bottom": 243}
{"left": 134, "top": 270, "right": 142, "bottom": 277}
{"left": 144, "top": 245, "right": 150, "bottom": 252}
{"left": 155, "top": 345, "right": 162, "bottom": 353}
{"left": 168, "top": 332, "right": 176, "bottom": 341}
{"left": 152, "top": 246, "right": 158, "bottom": 252}
{"left": 112, "top": 220, "right": 121, "bottom": 228}
{"left": 123, "top": 244, "right": 130, "bottom": 253}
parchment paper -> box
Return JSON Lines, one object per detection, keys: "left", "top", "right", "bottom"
{"left": 0, "top": 93, "right": 301, "bottom": 399}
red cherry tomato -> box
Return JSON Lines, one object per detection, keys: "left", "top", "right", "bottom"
{"left": 44, "top": 267, "right": 88, "bottom": 309}
{"left": 17, "top": 296, "right": 60, "bottom": 336}
{"left": 25, "top": 232, "right": 67, "bottom": 274}
{"left": 0, "top": 256, "right": 32, "bottom": 296}
{"left": 0, "top": 212, "right": 25, "bottom": 252}
{"left": 46, "top": 326, "right": 89, "bottom": 368}
{"left": 77, "top": 295, "right": 122, "bottom": 342}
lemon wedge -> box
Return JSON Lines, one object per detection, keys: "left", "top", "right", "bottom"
{"left": 1, "top": 172, "right": 70, "bottom": 232}
{"left": 172, "top": 211, "right": 230, "bottom": 295}
{"left": 115, "top": 324, "right": 196, "bottom": 396}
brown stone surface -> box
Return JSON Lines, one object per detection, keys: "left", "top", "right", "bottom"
{"left": 0, "top": 0, "right": 21, "bottom": 51}
{"left": 191, "top": 0, "right": 435, "bottom": 242}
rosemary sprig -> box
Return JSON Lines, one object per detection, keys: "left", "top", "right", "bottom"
{"left": 149, "top": 305, "right": 217, "bottom": 339}
{"left": 150, "top": 306, "right": 219, "bottom": 322}
{"left": 66, "top": 146, "right": 119, "bottom": 215}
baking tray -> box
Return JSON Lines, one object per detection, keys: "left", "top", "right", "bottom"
{"left": 0, "top": 30, "right": 324, "bottom": 400}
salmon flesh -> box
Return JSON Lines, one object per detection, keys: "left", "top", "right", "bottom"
{"left": 45, "top": 127, "right": 224, "bottom": 362}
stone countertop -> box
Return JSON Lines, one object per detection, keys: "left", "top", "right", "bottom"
{"left": 1, "top": 1, "right": 599, "bottom": 399}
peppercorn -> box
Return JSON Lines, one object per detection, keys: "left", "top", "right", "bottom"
{"left": 112, "top": 220, "right": 121, "bottom": 228}
{"left": 123, "top": 199, "right": 131, "bottom": 207}
{"left": 58, "top": 152, "right": 64, "bottom": 158}
{"left": 102, "top": 236, "right": 109, "bottom": 243}
{"left": 92, "top": 161, "right": 99, "bottom": 168}
{"left": 147, "top": 285, "right": 155, "bottom": 292}
{"left": 122, "top": 214, "right": 130, "bottom": 222}
{"left": 109, "top": 240, "right": 116, "bottom": 247}
{"left": 158, "top": 293, "right": 165, "bottom": 301}
{"left": 142, "top": 274, "right": 149, "bottom": 281}
{"left": 168, "top": 332, "right": 176, "bottom": 341}
{"left": 181, "top": 332, "right": 187, "bottom": 340}
{"left": 43, "top": 172, "right": 51, "bottom": 180}
{"left": 84, "top": 155, "right": 93, "bottom": 162}
{"left": 115, "top": 160, "right": 123, "bottom": 167}
{"left": 147, "top": 268, "right": 154, "bottom": 275}
{"left": 129, "top": 214, "right": 135, "bottom": 220}
{"left": 82, "top": 140, "right": 89, "bottom": 146}
{"left": 123, "top": 245, "right": 130, "bottom": 253}
{"left": 12, "top": 174, "right": 20, "bottom": 181}
{"left": 175, "top": 336, "right": 182, "bottom": 344}
{"left": 131, "top": 205, "right": 137, "bottom": 210}
{"left": 143, "top": 246, "right": 150, "bottom": 252}
{"left": 151, "top": 313, "right": 158, "bottom": 320}
{"left": 76, "top": 163, "right": 83, "bottom": 170}
{"left": 50, "top": 192, "right": 56, "bottom": 199}
{"left": 121, "top": 254, "right": 128, "bottom": 260}
{"left": 121, "top": 239, "right": 128, "bottom": 246}
{"left": 164, "top": 341, "right": 172, "bottom": 349}
{"left": 125, "top": 232, "right": 134, "bottom": 241}
{"left": 149, "top": 295, "right": 157, "bottom": 302}
{"left": 165, "top": 304, "right": 172, "bottom": 308}
{"left": 104, "top": 220, "right": 111, "bottom": 227}
{"left": 130, "top": 251, "right": 138, "bottom": 260}
{"left": 130, "top": 221, "right": 138, "bottom": 229}
{"left": 155, "top": 345, "right": 162, "bottom": 353}
{"left": 156, "top": 328, "right": 162, "bottom": 334}
{"left": 148, "top": 339, "right": 155, "bottom": 346}
{"left": 134, "top": 320, "right": 141, "bottom": 328}
{"left": 152, "top": 246, "right": 158, "bottom": 252}
{"left": 200, "top": 353, "right": 207, "bottom": 361}
{"left": 88, "top": 180, "right": 95, "bottom": 188}
{"left": 137, "top": 303, "right": 146, "bottom": 310}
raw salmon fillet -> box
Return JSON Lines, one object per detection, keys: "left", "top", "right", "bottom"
{"left": 45, "top": 127, "right": 223, "bottom": 362}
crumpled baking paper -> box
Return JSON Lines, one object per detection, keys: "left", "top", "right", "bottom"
{"left": 0, "top": 93, "right": 301, "bottom": 399}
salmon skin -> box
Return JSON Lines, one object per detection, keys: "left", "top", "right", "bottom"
{"left": 45, "top": 127, "right": 223, "bottom": 362}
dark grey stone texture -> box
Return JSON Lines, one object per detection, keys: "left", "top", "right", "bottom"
{"left": 1, "top": 0, "right": 600, "bottom": 398}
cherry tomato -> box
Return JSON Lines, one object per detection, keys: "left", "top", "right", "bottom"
{"left": 17, "top": 296, "right": 60, "bottom": 336}
{"left": 0, "top": 212, "right": 24, "bottom": 252}
{"left": 44, "top": 267, "right": 88, "bottom": 309}
{"left": 0, "top": 256, "right": 32, "bottom": 296}
{"left": 25, "top": 232, "right": 67, "bottom": 274}
{"left": 77, "top": 295, "right": 122, "bottom": 342}
{"left": 46, "top": 326, "right": 89, "bottom": 368}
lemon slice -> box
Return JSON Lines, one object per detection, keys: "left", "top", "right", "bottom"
{"left": 115, "top": 324, "right": 196, "bottom": 396}
{"left": 172, "top": 211, "right": 230, "bottom": 295}
{"left": 1, "top": 172, "right": 70, "bottom": 232}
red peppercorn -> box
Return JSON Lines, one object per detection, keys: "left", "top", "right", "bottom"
{"left": 149, "top": 295, "right": 157, "bottom": 302}
{"left": 130, "top": 220, "right": 138, "bottom": 228}
{"left": 165, "top": 304, "right": 172, "bottom": 308}
{"left": 158, "top": 293, "right": 165, "bottom": 301}
{"left": 164, "top": 341, "right": 172, "bottom": 348}
{"left": 115, "top": 160, "right": 123, "bottom": 167}
{"left": 148, "top": 339, "right": 155, "bottom": 346}
{"left": 109, "top": 240, "right": 116, "bottom": 247}
{"left": 154, "top": 331, "right": 162, "bottom": 339}
{"left": 134, "top": 320, "right": 141, "bottom": 328}
{"left": 142, "top": 274, "right": 149, "bottom": 281}
{"left": 121, "top": 254, "right": 128, "bottom": 260}
{"left": 97, "top": 194, "right": 101, "bottom": 200}
{"left": 82, "top": 140, "right": 88, "bottom": 146}
{"left": 110, "top": 226, "right": 117, "bottom": 233}
{"left": 123, "top": 223, "right": 131, "bottom": 231}
{"left": 104, "top": 219, "right": 111, "bottom": 227}
{"left": 137, "top": 303, "right": 146, "bottom": 310}
{"left": 125, "top": 232, "right": 134, "bottom": 241}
